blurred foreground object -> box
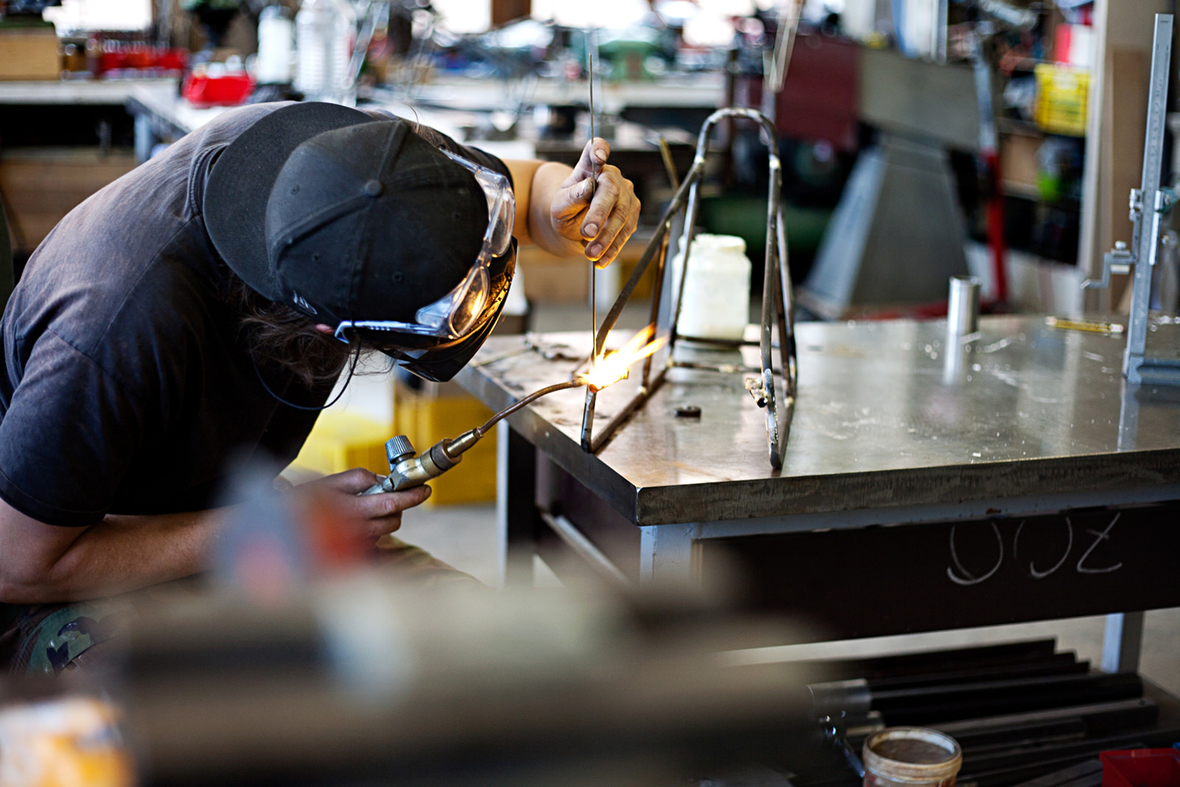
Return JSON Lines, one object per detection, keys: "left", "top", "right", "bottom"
{"left": 118, "top": 576, "right": 818, "bottom": 786}
{"left": 0, "top": 697, "right": 133, "bottom": 787}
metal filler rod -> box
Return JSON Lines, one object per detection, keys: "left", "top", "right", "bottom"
{"left": 581, "top": 30, "right": 602, "bottom": 451}
{"left": 587, "top": 30, "right": 598, "bottom": 376}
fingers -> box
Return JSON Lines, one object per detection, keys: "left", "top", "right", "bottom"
{"left": 570, "top": 137, "right": 610, "bottom": 184}
{"left": 548, "top": 140, "right": 641, "bottom": 267}
{"left": 354, "top": 484, "right": 432, "bottom": 519}
{"left": 581, "top": 166, "right": 641, "bottom": 268}
{"left": 550, "top": 176, "right": 597, "bottom": 237}
{"left": 350, "top": 485, "right": 433, "bottom": 538}
{"left": 298, "top": 468, "right": 432, "bottom": 539}
{"left": 315, "top": 467, "right": 385, "bottom": 495}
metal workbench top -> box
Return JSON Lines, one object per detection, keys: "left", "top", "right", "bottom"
{"left": 457, "top": 315, "right": 1180, "bottom": 527}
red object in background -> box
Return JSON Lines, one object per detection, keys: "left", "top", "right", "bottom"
{"left": 1101, "top": 749, "right": 1180, "bottom": 787}
{"left": 775, "top": 33, "right": 861, "bottom": 153}
{"left": 983, "top": 148, "right": 1009, "bottom": 306}
{"left": 93, "top": 44, "right": 188, "bottom": 75}
{"left": 181, "top": 71, "right": 256, "bottom": 108}
{"left": 733, "top": 32, "right": 860, "bottom": 152}
{"left": 155, "top": 49, "right": 188, "bottom": 71}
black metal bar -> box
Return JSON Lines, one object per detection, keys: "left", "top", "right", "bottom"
{"left": 776, "top": 204, "right": 798, "bottom": 396}
{"left": 864, "top": 653, "right": 1089, "bottom": 691}
{"left": 872, "top": 672, "right": 1145, "bottom": 726}
{"left": 1009, "top": 759, "right": 1104, "bottom": 787}
{"left": 803, "top": 640, "right": 1062, "bottom": 682}
{"left": 959, "top": 731, "right": 1175, "bottom": 787}
{"left": 593, "top": 162, "right": 704, "bottom": 360}
{"left": 933, "top": 698, "right": 1160, "bottom": 742}
{"left": 641, "top": 230, "right": 671, "bottom": 388}
{"left": 503, "top": 426, "right": 540, "bottom": 587}
{"left": 586, "top": 367, "right": 669, "bottom": 455}
{"left": 580, "top": 389, "right": 597, "bottom": 452}
{"left": 759, "top": 129, "right": 783, "bottom": 470}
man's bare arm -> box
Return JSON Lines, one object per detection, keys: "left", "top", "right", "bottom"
{"left": 505, "top": 138, "right": 640, "bottom": 268}
{"left": 0, "top": 497, "right": 221, "bottom": 604}
{"left": 0, "top": 469, "right": 431, "bottom": 605}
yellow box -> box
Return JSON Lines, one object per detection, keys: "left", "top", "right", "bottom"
{"left": 1034, "top": 64, "right": 1090, "bottom": 137}
{"left": 290, "top": 383, "right": 497, "bottom": 506}
{"left": 392, "top": 378, "right": 498, "bottom": 506}
{"left": 291, "top": 411, "right": 390, "bottom": 477}
{"left": 0, "top": 27, "right": 61, "bottom": 81}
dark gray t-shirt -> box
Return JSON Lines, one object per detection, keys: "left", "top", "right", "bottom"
{"left": 0, "top": 102, "right": 508, "bottom": 527}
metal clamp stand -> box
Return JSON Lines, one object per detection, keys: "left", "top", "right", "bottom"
{"left": 1085, "top": 13, "right": 1180, "bottom": 386}
{"left": 579, "top": 107, "right": 798, "bottom": 469}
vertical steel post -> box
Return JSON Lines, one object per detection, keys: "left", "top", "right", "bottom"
{"left": 1125, "top": 14, "right": 1172, "bottom": 383}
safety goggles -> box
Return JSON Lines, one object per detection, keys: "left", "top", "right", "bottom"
{"left": 334, "top": 149, "right": 515, "bottom": 344}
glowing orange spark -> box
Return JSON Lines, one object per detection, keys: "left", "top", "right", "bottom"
{"left": 579, "top": 328, "right": 668, "bottom": 391}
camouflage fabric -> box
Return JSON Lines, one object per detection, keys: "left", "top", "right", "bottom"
{"left": 0, "top": 597, "right": 133, "bottom": 676}
{"left": 0, "top": 538, "right": 478, "bottom": 676}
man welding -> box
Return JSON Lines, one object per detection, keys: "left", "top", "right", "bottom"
{"left": 0, "top": 101, "right": 640, "bottom": 673}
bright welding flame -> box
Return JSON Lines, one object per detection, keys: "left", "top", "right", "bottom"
{"left": 580, "top": 328, "right": 669, "bottom": 391}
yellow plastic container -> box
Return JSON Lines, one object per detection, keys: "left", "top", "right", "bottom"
{"left": 1034, "top": 64, "right": 1090, "bottom": 137}
{"left": 390, "top": 378, "right": 498, "bottom": 506}
{"left": 291, "top": 411, "right": 390, "bottom": 477}
{"left": 290, "top": 383, "right": 498, "bottom": 506}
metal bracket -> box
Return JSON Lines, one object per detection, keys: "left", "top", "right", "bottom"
{"left": 1083, "top": 241, "right": 1133, "bottom": 291}
{"left": 578, "top": 107, "right": 797, "bottom": 469}
{"left": 1083, "top": 14, "right": 1180, "bottom": 386}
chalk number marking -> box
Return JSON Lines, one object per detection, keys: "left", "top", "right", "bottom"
{"left": 947, "top": 514, "right": 1122, "bottom": 586}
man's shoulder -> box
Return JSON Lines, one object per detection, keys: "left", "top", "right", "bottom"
{"left": 188, "top": 101, "right": 297, "bottom": 148}
{"left": 6, "top": 244, "right": 229, "bottom": 374}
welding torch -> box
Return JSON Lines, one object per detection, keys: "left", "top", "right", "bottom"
{"left": 361, "top": 379, "right": 586, "bottom": 496}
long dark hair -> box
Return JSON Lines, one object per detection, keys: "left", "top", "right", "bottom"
{"left": 227, "top": 274, "right": 354, "bottom": 388}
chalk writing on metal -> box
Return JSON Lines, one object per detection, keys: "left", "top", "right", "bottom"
{"left": 1013, "top": 517, "right": 1073, "bottom": 579}
{"left": 1077, "top": 513, "right": 1123, "bottom": 574}
{"left": 947, "top": 514, "right": 1122, "bottom": 585}
{"left": 947, "top": 523, "right": 1003, "bottom": 586}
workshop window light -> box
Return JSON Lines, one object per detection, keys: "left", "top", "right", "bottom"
{"left": 432, "top": 0, "right": 786, "bottom": 37}
{"left": 530, "top": 0, "right": 648, "bottom": 29}
{"left": 430, "top": 0, "right": 491, "bottom": 33}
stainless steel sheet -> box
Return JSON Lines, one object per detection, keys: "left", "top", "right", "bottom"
{"left": 458, "top": 317, "right": 1180, "bottom": 525}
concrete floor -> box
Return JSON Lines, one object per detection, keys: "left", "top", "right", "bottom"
{"left": 396, "top": 501, "right": 1180, "bottom": 697}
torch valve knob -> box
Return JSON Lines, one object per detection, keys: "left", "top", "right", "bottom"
{"left": 385, "top": 435, "right": 416, "bottom": 467}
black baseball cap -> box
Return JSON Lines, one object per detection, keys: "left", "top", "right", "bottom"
{"left": 204, "top": 102, "right": 515, "bottom": 381}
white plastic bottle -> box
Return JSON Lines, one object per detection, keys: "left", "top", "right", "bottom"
{"left": 671, "top": 234, "right": 752, "bottom": 341}
{"left": 256, "top": 5, "right": 294, "bottom": 85}
{"left": 294, "top": 0, "right": 357, "bottom": 105}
